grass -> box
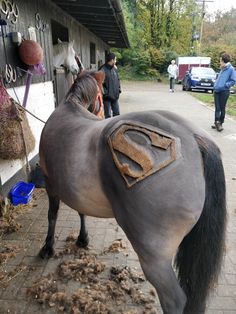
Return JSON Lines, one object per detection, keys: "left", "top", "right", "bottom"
{"left": 191, "top": 92, "right": 236, "bottom": 117}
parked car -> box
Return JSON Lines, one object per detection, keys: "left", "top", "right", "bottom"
{"left": 182, "top": 67, "right": 217, "bottom": 92}
{"left": 177, "top": 56, "right": 211, "bottom": 81}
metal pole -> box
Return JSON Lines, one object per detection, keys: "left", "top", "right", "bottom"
{"left": 22, "top": 71, "right": 33, "bottom": 108}
{"left": 199, "top": 0, "right": 205, "bottom": 54}
{"left": 195, "top": 0, "right": 213, "bottom": 54}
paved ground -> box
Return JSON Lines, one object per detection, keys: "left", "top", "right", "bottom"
{"left": 0, "top": 82, "right": 236, "bottom": 314}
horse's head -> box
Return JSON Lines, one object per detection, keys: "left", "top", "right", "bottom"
{"left": 66, "top": 70, "right": 105, "bottom": 118}
{"left": 64, "top": 40, "right": 79, "bottom": 75}
{"left": 53, "top": 40, "right": 80, "bottom": 75}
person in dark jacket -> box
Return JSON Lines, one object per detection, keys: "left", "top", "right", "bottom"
{"left": 99, "top": 52, "right": 121, "bottom": 119}
{"left": 212, "top": 53, "right": 236, "bottom": 131}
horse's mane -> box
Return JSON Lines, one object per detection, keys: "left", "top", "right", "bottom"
{"left": 66, "top": 71, "right": 99, "bottom": 108}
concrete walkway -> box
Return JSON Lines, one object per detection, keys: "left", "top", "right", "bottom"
{"left": 0, "top": 82, "right": 236, "bottom": 314}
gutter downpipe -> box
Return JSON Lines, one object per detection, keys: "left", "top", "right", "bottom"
{"left": 108, "top": 0, "right": 130, "bottom": 48}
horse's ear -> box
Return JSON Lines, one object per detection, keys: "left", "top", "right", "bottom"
{"left": 94, "top": 70, "right": 105, "bottom": 85}
{"left": 57, "top": 38, "right": 62, "bottom": 43}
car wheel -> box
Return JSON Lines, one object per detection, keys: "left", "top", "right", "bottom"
{"left": 186, "top": 82, "right": 191, "bottom": 91}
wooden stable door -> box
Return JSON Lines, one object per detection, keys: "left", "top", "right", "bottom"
{"left": 53, "top": 67, "right": 74, "bottom": 106}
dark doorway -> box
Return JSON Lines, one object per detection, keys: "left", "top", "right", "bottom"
{"left": 90, "top": 42, "right": 96, "bottom": 65}
{"left": 51, "top": 20, "right": 69, "bottom": 44}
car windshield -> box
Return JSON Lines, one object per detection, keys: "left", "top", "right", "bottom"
{"left": 191, "top": 67, "right": 215, "bottom": 76}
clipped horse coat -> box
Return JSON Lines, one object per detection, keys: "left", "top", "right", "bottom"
{"left": 39, "top": 71, "right": 226, "bottom": 314}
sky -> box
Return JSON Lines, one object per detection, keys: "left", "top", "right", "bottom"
{"left": 204, "top": 0, "right": 236, "bottom": 13}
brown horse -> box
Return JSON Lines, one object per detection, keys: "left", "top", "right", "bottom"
{"left": 39, "top": 70, "right": 226, "bottom": 314}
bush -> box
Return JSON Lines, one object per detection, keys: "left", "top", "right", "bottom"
{"left": 132, "top": 50, "right": 151, "bottom": 75}
{"left": 118, "top": 65, "right": 161, "bottom": 81}
{"left": 115, "top": 46, "right": 179, "bottom": 80}
{"left": 148, "top": 47, "right": 165, "bottom": 69}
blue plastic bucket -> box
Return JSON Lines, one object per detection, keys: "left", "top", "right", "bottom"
{"left": 10, "top": 181, "right": 35, "bottom": 206}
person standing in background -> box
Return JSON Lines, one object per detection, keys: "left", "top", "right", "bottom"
{"left": 212, "top": 53, "right": 236, "bottom": 132}
{"left": 167, "top": 60, "right": 178, "bottom": 92}
{"left": 99, "top": 52, "right": 121, "bottom": 119}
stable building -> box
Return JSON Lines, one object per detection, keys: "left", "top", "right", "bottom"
{"left": 0, "top": 0, "right": 129, "bottom": 197}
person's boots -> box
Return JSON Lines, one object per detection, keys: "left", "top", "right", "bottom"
{"left": 211, "top": 121, "right": 219, "bottom": 129}
{"left": 215, "top": 121, "right": 223, "bottom": 132}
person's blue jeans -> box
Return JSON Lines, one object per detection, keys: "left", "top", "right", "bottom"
{"left": 103, "top": 99, "right": 120, "bottom": 119}
{"left": 214, "top": 90, "right": 230, "bottom": 124}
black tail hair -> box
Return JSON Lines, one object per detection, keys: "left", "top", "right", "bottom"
{"left": 175, "top": 134, "right": 227, "bottom": 314}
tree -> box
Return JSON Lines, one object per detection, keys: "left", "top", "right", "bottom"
{"left": 202, "top": 8, "right": 236, "bottom": 68}
{"left": 117, "top": 1, "right": 236, "bottom": 80}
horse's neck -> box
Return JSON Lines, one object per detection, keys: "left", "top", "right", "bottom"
{"left": 64, "top": 94, "right": 99, "bottom": 120}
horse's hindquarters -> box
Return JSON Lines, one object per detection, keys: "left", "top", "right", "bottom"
{"left": 97, "top": 115, "right": 206, "bottom": 314}
{"left": 98, "top": 115, "right": 206, "bottom": 253}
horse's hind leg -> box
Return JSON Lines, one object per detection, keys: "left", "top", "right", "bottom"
{"left": 112, "top": 208, "right": 189, "bottom": 313}
{"left": 39, "top": 194, "right": 60, "bottom": 259}
{"left": 140, "top": 253, "right": 186, "bottom": 314}
{"left": 76, "top": 214, "right": 89, "bottom": 247}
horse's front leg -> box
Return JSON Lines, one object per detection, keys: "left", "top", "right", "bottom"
{"left": 39, "top": 194, "right": 60, "bottom": 259}
{"left": 76, "top": 214, "right": 89, "bottom": 247}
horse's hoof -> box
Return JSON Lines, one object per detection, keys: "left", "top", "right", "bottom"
{"left": 76, "top": 236, "right": 89, "bottom": 248}
{"left": 39, "top": 245, "right": 54, "bottom": 259}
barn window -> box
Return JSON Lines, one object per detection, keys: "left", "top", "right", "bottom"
{"left": 90, "top": 42, "right": 96, "bottom": 64}
{"left": 51, "top": 20, "right": 69, "bottom": 45}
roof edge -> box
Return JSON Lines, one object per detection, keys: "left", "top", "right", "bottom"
{"left": 109, "top": 0, "right": 130, "bottom": 48}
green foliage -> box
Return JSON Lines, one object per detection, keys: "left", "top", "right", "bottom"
{"left": 114, "top": 48, "right": 151, "bottom": 76}
{"left": 159, "top": 49, "right": 178, "bottom": 73}
{"left": 202, "top": 46, "right": 223, "bottom": 71}
{"left": 118, "top": 65, "right": 161, "bottom": 81}
{"left": 202, "top": 45, "right": 236, "bottom": 71}
{"left": 148, "top": 47, "right": 165, "bottom": 69}
{"left": 202, "top": 8, "right": 236, "bottom": 68}
{"left": 133, "top": 50, "right": 151, "bottom": 75}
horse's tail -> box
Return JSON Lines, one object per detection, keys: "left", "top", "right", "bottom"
{"left": 175, "top": 134, "right": 227, "bottom": 314}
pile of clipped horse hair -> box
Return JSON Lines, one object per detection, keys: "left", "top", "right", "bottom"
{"left": 27, "top": 244, "right": 158, "bottom": 313}
{"left": 0, "top": 79, "right": 35, "bottom": 160}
